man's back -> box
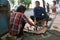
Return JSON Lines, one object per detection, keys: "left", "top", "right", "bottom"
{"left": 9, "top": 12, "right": 23, "bottom": 36}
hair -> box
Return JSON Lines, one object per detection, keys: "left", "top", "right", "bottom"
{"left": 35, "top": 1, "right": 40, "bottom": 4}
{"left": 16, "top": 5, "right": 26, "bottom": 13}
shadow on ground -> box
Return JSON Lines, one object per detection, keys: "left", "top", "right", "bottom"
{"left": 19, "top": 30, "right": 60, "bottom": 40}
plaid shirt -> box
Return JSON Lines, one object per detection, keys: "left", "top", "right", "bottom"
{"left": 9, "top": 12, "right": 24, "bottom": 36}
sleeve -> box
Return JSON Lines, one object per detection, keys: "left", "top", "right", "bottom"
{"left": 34, "top": 8, "right": 36, "bottom": 18}
{"left": 42, "top": 8, "right": 47, "bottom": 17}
{"left": 42, "top": 8, "right": 49, "bottom": 22}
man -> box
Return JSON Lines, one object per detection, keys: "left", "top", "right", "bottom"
{"left": 8, "top": 5, "right": 36, "bottom": 40}
{"left": 34, "top": 1, "right": 48, "bottom": 33}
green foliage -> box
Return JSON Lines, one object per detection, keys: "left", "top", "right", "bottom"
{"left": 20, "top": 0, "right": 24, "bottom": 3}
{"left": 20, "top": 0, "right": 31, "bottom": 8}
{"left": 20, "top": 0, "right": 31, "bottom": 4}
{"left": 24, "top": 0, "right": 31, "bottom": 4}
{"left": 10, "top": 0, "right": 14, "bottom": 4}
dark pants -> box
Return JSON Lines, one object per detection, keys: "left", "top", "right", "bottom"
{"left": 30, "top": 16, "right": 48, "bottom": 22}
{"left": 30, "top": 16, "right": 49, "bottom": 27}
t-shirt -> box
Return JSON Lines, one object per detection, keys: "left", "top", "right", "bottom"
{"left": 34, "top": 7, "right": 47, "bottom": 19}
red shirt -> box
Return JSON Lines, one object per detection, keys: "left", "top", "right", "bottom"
{"left": 52, "top": 7, "right": 56, "bottom": 13}
{"left": 9, "top": 12, "right": 24, "bottom": 36}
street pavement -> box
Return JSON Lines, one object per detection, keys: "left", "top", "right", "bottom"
{"left": 50, "top": 14, "right": 60, "bottom": 32}
{"left": 18, "top": 14, "right": 60, "bottom": 40}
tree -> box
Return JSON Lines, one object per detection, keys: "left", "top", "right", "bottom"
{"left": 20, "top": 0, "right": 24, "bottom": 4}
{"left": 20, "top": 0, "right": 31, "bottom": 8}
{"left": 10, "top": 0, "right": 14, "bottom": 5}
{"left": 42, "top": 0, "right": 45, "bottom": 9}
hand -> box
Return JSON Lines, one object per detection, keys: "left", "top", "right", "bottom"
{"left": 34, "top": 24, "right": 37, "bottom": 27}
{"left": 34, "top": 22, "right": 37, "bottom": 25}
{"left": 34, "top": 18, "right": 37, "bottom": 25}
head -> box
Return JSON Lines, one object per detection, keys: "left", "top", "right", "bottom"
{"left": 35, "top": 1, "right": 40, "bottom": 8}
{"left": 16, "top": 5, "right": 26, "bottom": 13}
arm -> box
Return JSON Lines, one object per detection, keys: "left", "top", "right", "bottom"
{"left": 34, "top": 17, "right": 37, "bottom": 25}
{"left": 23, "top": 14, "right": 36, "bottom": 26}
{"left": 42, "top": 8, "right": 48, "bottom": 27}
{"left": 34, "top": 8, "right": 37, "bottom": 25}
{"left": 42, "top": 8, "right": 47, "bottom": 17}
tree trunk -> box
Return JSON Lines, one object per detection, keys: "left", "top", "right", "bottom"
{"left": 42, "top": 0, "right": 45, "bottom": 9}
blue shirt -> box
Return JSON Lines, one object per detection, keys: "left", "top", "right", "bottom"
{"left": 34, "top": 7, "right": 47, "bottom": 19}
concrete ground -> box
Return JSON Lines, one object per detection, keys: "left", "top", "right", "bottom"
{"left": 19, "top": 14, "right": 60, "bottom": 40}
{"left": 50, "top": 14, "right": 60, "bottom": 32}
